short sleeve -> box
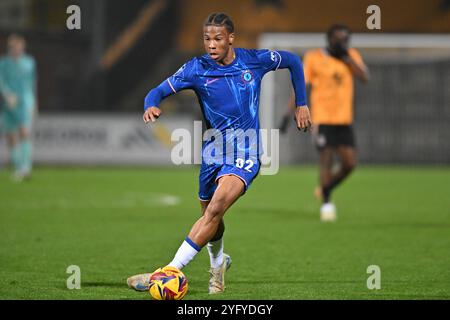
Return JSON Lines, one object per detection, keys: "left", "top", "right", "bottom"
{"left": 166, "top": 58, "right": 196, "bottom": 93}
{"left": 302, "top": 51, "right": 315, "bottom": 85}
{"left": 256, "top": 49, "right": 282, "bottom": 72}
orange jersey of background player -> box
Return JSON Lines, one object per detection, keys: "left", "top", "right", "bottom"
{"left": 303, "top": 48, "right": 366, "bottom": 125}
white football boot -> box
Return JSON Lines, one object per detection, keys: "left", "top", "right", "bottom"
{"left": 127, "top": 273, "right": 153, "bottom": 292}
{"left": 320, "top": 203, "right": 337, "bottom": 222}
{"left": 208, "top": 253, "right": 232, "bottom": 294}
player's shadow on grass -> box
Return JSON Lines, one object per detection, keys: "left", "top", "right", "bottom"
{"left": 83, "top": 281, "right": 125, "bottom": 288}
{"left": 231, "top": 280, "right": 363, "bottom": 284}
{"left": 239, "top": 207, "right": 318, "bottom": 221}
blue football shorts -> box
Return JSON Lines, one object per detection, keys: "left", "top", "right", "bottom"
{"left": 198, "top": 158, "right": 261, "bottom": 201}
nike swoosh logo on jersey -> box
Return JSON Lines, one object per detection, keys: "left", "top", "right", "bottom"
{"left": 205, "top": 78, "right": 220, "bottom": 86}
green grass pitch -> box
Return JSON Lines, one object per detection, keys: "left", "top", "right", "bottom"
{"left": 0, "top": 166, "right": 449, "bottom": 299}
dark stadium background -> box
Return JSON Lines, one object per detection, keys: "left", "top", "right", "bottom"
{"left": 0, "top": 0, "right": 449, "bottom": 300}
{"left": 1, "top": 0, "right": 449, "bottom": 165}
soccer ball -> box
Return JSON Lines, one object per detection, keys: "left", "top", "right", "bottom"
{"left": 149, "top": 266, "right": 188, "bottom": 300}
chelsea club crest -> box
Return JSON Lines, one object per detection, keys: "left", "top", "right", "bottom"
{"left": 242, "top": 70, "right": 254, "bottom": 83}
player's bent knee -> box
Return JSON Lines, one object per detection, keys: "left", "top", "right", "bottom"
{"left": 343, "top": 161, "right": 356, "bottom": 173}
{"left": 204, "top": 204, "right": 225, "bottom": 221}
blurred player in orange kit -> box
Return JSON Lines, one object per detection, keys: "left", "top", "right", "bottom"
{"left": 282, "top": 24, "right": 369, "bottom": 221}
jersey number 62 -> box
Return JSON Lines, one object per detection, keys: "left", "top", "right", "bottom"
{"left": 235, "top": 158, "right": 254, "bottom": 172}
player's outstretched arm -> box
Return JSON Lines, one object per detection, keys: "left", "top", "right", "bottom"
{"left": 142, "top": 80, "right": 174, "bottom": 124}
{"left": 295, "top": 105, "right": 312, "bottom": 132}
{"left": 143, "top": 107, "right": 161, "bottom": 123}
{"left": 277, "top": 51, "right": 312, "bottom": 132}
{"left": 143, "top": 59, "right": 195, "bottom": 124}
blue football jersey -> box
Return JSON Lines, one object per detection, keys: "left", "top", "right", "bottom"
{"left": 166, "top": 48, "right": 282, "bottom": 164}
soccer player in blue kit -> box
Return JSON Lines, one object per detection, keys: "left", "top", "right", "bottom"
{"left": 128, "top": 13, "right": 312, "bottom": 294}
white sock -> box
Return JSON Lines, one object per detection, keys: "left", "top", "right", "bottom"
{"left": 167, "top": 237, "right": 201, "bottom": 270}
{"left": 207, "top": 238, "right": 224, "bottom": 269}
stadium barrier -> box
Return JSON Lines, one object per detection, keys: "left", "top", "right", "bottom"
{"left": 0, "top": 114, "right": 195, "bottom": 166}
